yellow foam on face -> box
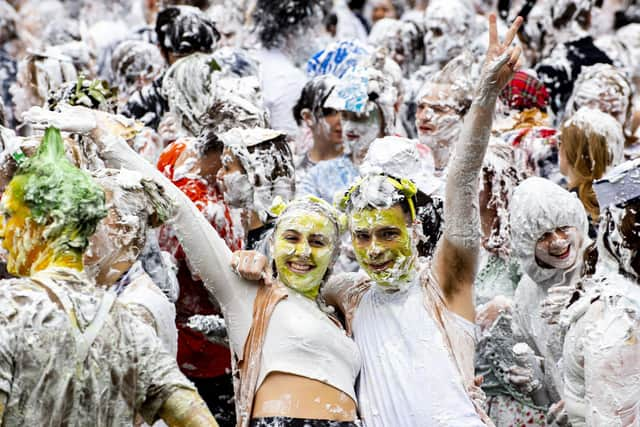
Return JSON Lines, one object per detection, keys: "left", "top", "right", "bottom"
{"left": 273, "top": 210, "right": 335, "bottom": 299}
{"left": 1, "top": 187, "right": 81, "bottom": 276}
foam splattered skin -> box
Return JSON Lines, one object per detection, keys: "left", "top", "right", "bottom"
{"left": 342, "top": 110, "right": 381, "bottom": 165}
{"left": 0, "top": 127, "right": 106, "bottom": 276}
{"left": 350, "top": 206, "right": 415, "bottom": 288}
{"left": 273, "top": 209, "right": 336, "bottom": 299}
{"left": 342, "top": 175, "right": 418, "bottom": 289}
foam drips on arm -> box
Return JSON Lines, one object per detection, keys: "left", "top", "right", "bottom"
{"left": 443, "top": 52, "right": 510, "bottom": 251}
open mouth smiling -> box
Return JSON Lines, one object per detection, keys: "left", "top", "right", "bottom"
{"left": 287, "top": 261, "right": 316, "bottom": 274}
{"left": 550, "top": 245, "right": 571, "bottom": 259}
{"left": 367, "top": 259, "right": 394, "bottom": 271}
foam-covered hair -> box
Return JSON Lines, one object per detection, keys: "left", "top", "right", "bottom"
{"left": 252, "top": 0, "right": 330, "bottom": 49}
{"left": 268, "top": 195, "right": 346, "bottom": 295}
{"left": 416, "top": 51, "right": 474, "bottom": 115}
{"left": 155, "top": 6, "right": 220, "bottom": 57}
{"left": 339, "top": 173, "right": 418, "bottom": 222}
{"left": 564, "top": 63, "right": 633, "bottom": 129}
{"left": 292, "top": 74, "right": 338, "bottom": 125}
{"left": 110, "top": 40, "right": 165, "bottom": 91}
{"left": 4, "top": 127, "right": 106, "bottom": 254}
{"left": 510, "top": 177, "right": 589, "bottom": 287}
{"left": 273, "top": 195, "right": 345, "bottom": 253}
{"left": 162, "top": 53, "right": 217, "bottom": 135}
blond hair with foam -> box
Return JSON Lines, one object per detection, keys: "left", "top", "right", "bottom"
{"left": 560, "top": 107, "right": 624, "bottom": 221}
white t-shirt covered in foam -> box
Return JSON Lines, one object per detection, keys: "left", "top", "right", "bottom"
{"left": 353, "top": 281, "right": 484, "bottom": 427}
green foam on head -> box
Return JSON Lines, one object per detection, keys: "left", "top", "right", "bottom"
{"left": 13, "top": 127, "right": 107, "bottom": 252}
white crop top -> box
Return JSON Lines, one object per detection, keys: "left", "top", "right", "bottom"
{"left": 258, "top": 289, "right": 361, "bottom": 401}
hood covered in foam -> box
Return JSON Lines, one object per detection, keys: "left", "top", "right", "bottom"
{"left": 510, "top": 177, "right": 589, "bottom": 288}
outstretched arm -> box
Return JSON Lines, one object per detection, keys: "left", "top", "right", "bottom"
{"left": 433, "top": 14, "right": 523, "bottom": 322}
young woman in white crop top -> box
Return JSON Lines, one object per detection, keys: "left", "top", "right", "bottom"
{"left": 21, "top": 108, "right": 363, "bottom": 427}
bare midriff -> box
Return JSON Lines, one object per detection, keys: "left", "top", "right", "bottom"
{"left": 252, "top": 372, "right": 357, "bottom": 421}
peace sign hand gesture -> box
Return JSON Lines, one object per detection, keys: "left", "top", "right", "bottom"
{"left": 478, "top": 14, "right": 523, "bottom": 100}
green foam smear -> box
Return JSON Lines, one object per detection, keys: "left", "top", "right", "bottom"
{"left": 13, "top": 127, "right": 107, "bottom": 252}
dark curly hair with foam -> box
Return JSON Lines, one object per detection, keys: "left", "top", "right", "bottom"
{"left": 253, "top": 0, "right": 330, "bottom": 49}
{"left": 155, "top": 6, "right": 220, "bottom": 58}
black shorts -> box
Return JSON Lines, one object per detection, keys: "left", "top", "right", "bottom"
{"left": 249, "top": 417, "right": 360, "bottom": 427}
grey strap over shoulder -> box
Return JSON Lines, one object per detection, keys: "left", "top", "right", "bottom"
{"left": 31, "top": 272, "right": 116, "bottom": 365}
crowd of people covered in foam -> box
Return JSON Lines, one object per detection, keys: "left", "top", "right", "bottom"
{"left": 0, "top": 0, "right": 639, "bottom": 426}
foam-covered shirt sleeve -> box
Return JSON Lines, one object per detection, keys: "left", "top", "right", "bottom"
{"left": 129, "top": 309, "right": 195, "bottom": 425}
{"left": 0, "top": 304, "right": 14, "bottom": 395}
{"left": 582, "top": 302, "right": 640, "bottom": 426}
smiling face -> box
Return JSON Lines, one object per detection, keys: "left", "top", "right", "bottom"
{"left": 350, "top": 205, "right": 415, "bottom": 287}
{"left": 535, "top": 226, "right": 581, "bottom": 270}
{"left": 273, "top": 210, "right": 336, "bottom": 299}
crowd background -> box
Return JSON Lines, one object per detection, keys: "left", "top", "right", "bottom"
{"left": 0, "top": 0, "right": 639, "bottom": 426}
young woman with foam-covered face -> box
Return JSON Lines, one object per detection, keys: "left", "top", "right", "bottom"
{"left": 223, "top": 197, "right": 362, "bottom": 426}
{"left": 24, "top": 109, "right": 361, "bottom": 426}
{"left": 270, "top": 202, "right": 338, "bottom": 297}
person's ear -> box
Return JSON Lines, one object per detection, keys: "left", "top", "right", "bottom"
{"left": 301, "top": 108, "right": 315, "bottom": 128}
